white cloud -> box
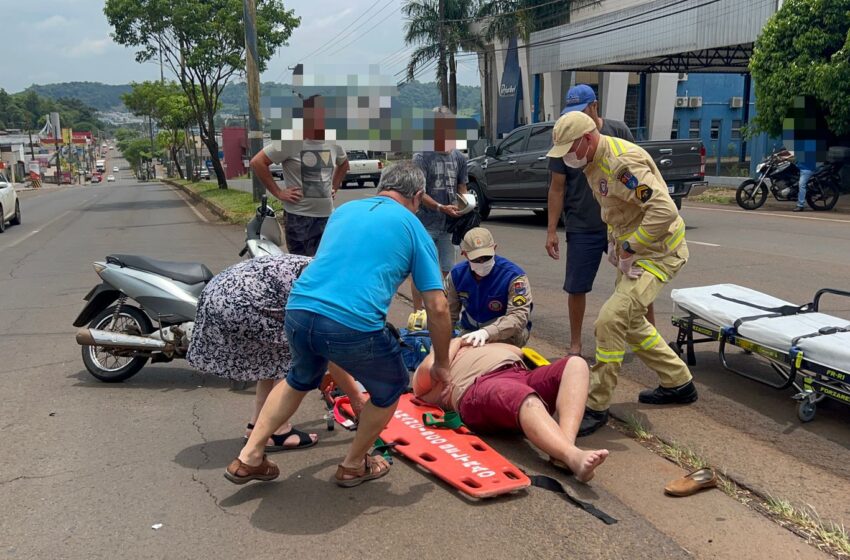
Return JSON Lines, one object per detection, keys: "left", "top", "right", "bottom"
{"left": 304, "top": 8, "right": 355, "bottom": 31}
{"left": 65, "top": 38, "right": 111, "bottom": 58}
{"left": 35, "top": 15, "right": 72, "bottom": 30}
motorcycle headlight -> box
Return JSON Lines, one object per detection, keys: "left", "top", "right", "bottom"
{"left": 756, "top": 163, "right": 765, "bottom": 173}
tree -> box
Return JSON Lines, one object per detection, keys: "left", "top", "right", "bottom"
{"left": 123, "top": 81, "right": 196, "bottom": 179}
{"left": 750, "top": 0, "right": 850, "bottom": 137}
{"left": 105, "top": 0, "right": 300, "bottom": 188}
{"left": 477, "top": 0, "right": 572, "bottom": 43}
{"left": 403, "top": 0, "right": 482, "bottom": 114}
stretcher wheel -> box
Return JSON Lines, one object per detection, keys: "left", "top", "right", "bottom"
{"left": 797, "top": 401, "right": 817, "bottom": 423}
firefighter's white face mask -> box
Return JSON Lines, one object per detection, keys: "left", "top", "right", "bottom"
{"left": 563, "top": 137, "right": 588, "bottom": 169}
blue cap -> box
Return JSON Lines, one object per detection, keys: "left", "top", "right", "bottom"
{"left": 561, "top": 84, "right": 597, "bottom": 115}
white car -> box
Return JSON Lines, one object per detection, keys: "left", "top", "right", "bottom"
{"left": 0, "top": 174, "right": 21, "bottom": 233}
{"left": 107, "top": 175, "right": 116, "bottom": 182}
{"left": 113, "top": 166, "right": 119, "bottom": 172}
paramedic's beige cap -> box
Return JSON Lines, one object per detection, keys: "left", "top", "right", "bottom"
{"left": 546, "top": 111, "right": 597, "bottom": 158}
{"left": 461, "top": 227, "right": 496, "bottom": 260}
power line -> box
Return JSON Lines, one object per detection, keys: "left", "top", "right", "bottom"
{"left": 455, "top": 0, "right": 726, "bottom": 59}
{"left": 324, "top": 5, "right": 403, "bottom": 58}
{"left": 302, "top": 0, "right": 388, "bottom": 60}
{"left": 270, "top": 0, "right": 390, "bottom": 84}
{"left": 437, "top": 0, "right": 571, "bottom": 23}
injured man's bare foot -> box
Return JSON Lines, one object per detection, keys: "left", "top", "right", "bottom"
{"left": 567, "top": 448, "right": 610, "bottom": 483}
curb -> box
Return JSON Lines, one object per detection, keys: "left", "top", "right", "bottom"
{"left": 161, "top": 178, "right": 235, "bottom": 223}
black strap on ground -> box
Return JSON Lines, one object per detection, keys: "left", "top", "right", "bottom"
{"left": 529, "top": 475, "right": 618, "bottom": 525}
{"left": 712, "top": 293, "right": 805, "bottom": 316}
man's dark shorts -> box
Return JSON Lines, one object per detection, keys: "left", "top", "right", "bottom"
{"left": 457, "top": 357, "right": 572, "bottom": 433}
{"left": 564, "top": 230, "right": 608, "bottom": 294}
{"left": 284, "top": 211, "right": 329, "bottom": 257}
{"left": 284, "top": 309, "right": 408, "bottom": 408}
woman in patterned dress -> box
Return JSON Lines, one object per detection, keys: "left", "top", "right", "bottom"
{"left": 188, "top": 254, "right": 362, "bottom": 450}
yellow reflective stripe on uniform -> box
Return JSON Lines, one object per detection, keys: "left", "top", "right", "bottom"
{"left": 598, "top": 159, "right": 611, "bottom": 175}
{"left": 634, "top": 226, "right": 656, "bottom": 246}
{"left": 640, "top": 331, "right": 662, "bottom": 351}
{"left": 636, "top": 260, "right": 669, "bottom": 282}
{"left": 613, "top": 138, "right": 627, "bottom": 155}
{"left": 617, "top": 231, "right": 631, "bottom": 241}
{"left": 665, "top": 222, "right": 686, "bottom": 250}
{"left": 608, "top": 137, "right": 625, "bottom": 156}
{"left": 595, "top": 348, "right": 625, "bottom": 363}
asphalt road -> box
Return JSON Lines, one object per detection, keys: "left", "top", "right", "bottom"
{"left": 1, "top": 170, "right": 846, "bottom": 559}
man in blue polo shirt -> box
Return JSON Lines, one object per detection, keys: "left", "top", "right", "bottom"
{"left": 446, "top": 228, "right": 532, "bottom": 347}
{"left": 226, "top": 161, "right": 453, "bottom": 488}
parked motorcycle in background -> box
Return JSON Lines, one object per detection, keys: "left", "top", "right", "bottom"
{"left": 73, "top": 196, "right": 283, "bottom": 382}
{"left": 736, "top": 147, "right": 844, "bottom": 211}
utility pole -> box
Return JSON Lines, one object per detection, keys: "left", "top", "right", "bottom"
{"left": 243, "top": 0, "right": 264, "bottom": 201}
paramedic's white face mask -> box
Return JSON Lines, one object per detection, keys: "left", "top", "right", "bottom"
{"left": 563, "top": 137, "right": 588, "bottom": 169}
{"left": 469, "top": 257, "right": 495, "bottom": 277}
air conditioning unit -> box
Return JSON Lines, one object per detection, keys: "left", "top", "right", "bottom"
{"left": 689, "top": 96, "right": 703, "bottom": 108}
{"left": 675, "top": 96, "right": 689, "bottom": 108}
{"left": 678, "top": 72, "right": 688, "bottom": 81}
{"left": 730, "top": 96, "right": 744, "bottom": 108}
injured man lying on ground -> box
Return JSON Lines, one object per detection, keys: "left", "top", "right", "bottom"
{"left": 411, "top": 339, "right": 609, "bottom": 483}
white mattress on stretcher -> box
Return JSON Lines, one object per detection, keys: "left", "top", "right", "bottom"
{"left": 671, "top": 284, "right": 850, "bottom": 370}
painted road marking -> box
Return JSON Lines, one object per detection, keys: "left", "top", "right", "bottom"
{"left": 686, "top": 205, "right": 850, "bottom": 224}
{"left": 0, "top": 195, "right": 100, "bottom": 253}
{"left": 689, "top": 241, "right": 721, "bottom": 247}
{"left": 168, "top": 183, "right": 210, "bottom": 223}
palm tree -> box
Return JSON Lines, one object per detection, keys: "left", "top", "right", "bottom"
{"left": 403, "top": 0, "right": 481, "bottom": 114}
{"left": 477, "top": 0, "right": 573, "bottom": 43}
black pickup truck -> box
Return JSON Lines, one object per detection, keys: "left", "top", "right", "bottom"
{"left": 467, "top": 121, "right": 706, "bottom": 219}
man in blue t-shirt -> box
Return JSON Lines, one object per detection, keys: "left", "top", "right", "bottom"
{"left": 226, "top": 161, "right": 453, "bottom": 488}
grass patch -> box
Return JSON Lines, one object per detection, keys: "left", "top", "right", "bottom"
{"left": 690, "top": 187, "right": 737, "bottom": 205}
{"left": 173, "top": 179, "right": 283, "bottom": 223}
{"left": 764, "top": 498, "right": 850, "bottom": 557}
{"left": 613, "top": 415, "right": 850, "bottom": 558}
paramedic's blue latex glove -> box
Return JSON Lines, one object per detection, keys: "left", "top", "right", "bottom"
{"left": 618, "top": 253, "right": 643, "bottom": 279}
{"left": 461, "top": 329, "right": 490, "bottom": 347}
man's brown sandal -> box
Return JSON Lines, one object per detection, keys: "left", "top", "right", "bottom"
{"left": 334, "top": 454, "right": 391, "bottom": 488}
{"left": 224, "top": 455, "right": 280, "bottom": 485}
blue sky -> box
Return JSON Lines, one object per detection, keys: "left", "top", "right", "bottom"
{"left": 4, "top": 0, "right": 480, "bottom": 93}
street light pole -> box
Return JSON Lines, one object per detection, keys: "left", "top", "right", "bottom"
{"left": 243, "top": 0, "right": 264, "bottom": 202}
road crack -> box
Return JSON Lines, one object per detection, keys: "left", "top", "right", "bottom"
{"left": 190, "top": 396, "right": 238, "bottom": 518}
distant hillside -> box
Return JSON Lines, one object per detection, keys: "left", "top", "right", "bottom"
{"left": 24, "top": 82, "right": 132, "bottom": 112}
{"left": 21, "top": 80, "right": 482, "bottom": 116}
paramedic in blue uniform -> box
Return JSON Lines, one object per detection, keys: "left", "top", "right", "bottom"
{"left": 446, "top": 228, "right": 533, "bottom": 347}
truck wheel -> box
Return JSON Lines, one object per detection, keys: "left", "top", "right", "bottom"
{"left": 468, "top": 180, "right": 490, "bottom": 220}
{"left": 357, "top": 179, "right": 365, "bottom": 188}
{"left": 674, "top": 197, "right": 682, "bottom": 210}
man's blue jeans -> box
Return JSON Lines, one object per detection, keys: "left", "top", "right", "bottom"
{"left": 798, "top": 168, "right": 814, "bottom": 208}
{"left": 284, "top": 309, "right": 408, "bottom": 408}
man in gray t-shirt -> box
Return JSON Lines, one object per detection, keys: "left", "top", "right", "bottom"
{"left": 544, "top": 84, "right": 653, "bottom": 357}
{"left": 409, "top": 106, "right": 469, "bottom": 313}
{"left": 250, "top": 95, "right": 349, "bottom": 256}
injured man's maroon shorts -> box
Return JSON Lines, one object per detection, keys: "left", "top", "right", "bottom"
{"left": 457, "top": 357, "right": 573, "bottom": 433}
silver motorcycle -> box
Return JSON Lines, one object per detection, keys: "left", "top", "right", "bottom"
{"left": 73, "top": 195, "right": 284, "bottom": 382}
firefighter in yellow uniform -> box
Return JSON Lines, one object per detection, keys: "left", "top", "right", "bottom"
{"left": 547, "top": 111, "right": 697, "bottom": 436}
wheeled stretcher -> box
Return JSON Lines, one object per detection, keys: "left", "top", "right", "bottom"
{"left": 670, "top": 284, "right": 850, "bottom": 422}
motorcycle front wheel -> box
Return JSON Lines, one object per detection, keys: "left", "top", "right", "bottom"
{"left": 81, "top": 305, "right": 152, "bottom": 382}
{"left": 736, "top": 179, "right": 768, "bottom": 210}
{"left": 806, "top": 179, "right": 840, "bottom": 211}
